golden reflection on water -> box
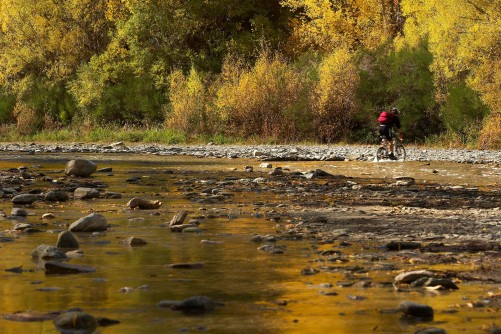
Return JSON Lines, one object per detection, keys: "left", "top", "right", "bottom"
{"left": 0, "top": 153, "right": 499, "bottom": 333}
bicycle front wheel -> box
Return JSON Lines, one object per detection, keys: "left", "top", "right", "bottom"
{"left": 376, "top": 147, "right": 387, "bottom": 161}
{"left": 395, "top": 143, "right": 406, "bottom": 161}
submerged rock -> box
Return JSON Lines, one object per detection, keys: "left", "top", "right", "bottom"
{"left": 44, "top": 261, "right": 96, "bottom": 275}
{"left": 32, "top": 245, "right": 67, "bottom": 260}
{"left": 120, "top": 236, "right": 148, "bottom": 247}
{"left": 53, "top": 311, "right": 97, "bottom": 334}
{"left": 157, "top": 296, "right": 221, "bottom": 314}
{"left": 399, "top": 301, "right": 434, "bottom": 320}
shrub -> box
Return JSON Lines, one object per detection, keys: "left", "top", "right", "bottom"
{"left": 478, "top": 113, "right": 501, "bottom": 149}
{"left": 13, "top": 103, "right": 43, "bottom": 135}
{"left": 0, "top": 88, "right": 15, "bottom": 125}
{"left": 357, "top": 41, "right": 438, "bottom": 142}
{"left": 212, "top": 51, "right": 313, "bottom": 141}
{"left": 440, "top": 81, "right": 489, "bottom": 145}
{"left": 165, "top": 68, "right": 213, "bottom": 138}
{"left": 313, "top": 48, "right": 359, "bottom": 143}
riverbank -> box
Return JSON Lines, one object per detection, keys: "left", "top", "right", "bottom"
{"left": 1, "top": 142, "right": 500, "bottom": 163}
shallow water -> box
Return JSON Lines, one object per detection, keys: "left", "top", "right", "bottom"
{"left": 0, "top": 153, "right": 499, "bottom": 333}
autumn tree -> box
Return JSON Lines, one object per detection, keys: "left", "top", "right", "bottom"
{"left": 281, "top": 0, "right": 404, "bottom": 54}
{"left": 0, "top": 0, "right": 111, "bottom": 130}
{"left": 399, "top": 0, "right": 501, "bottom": 147}
{"left": 69, "top": 0, "right": 290, "bottom": 125}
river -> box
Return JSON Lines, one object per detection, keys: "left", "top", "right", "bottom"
{"left": 0, "top": 153, "right": 500, "bottom": 333}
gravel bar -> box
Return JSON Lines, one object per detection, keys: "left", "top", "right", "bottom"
{"left": 0, "top": 142, "right": 499, "bottom": 164}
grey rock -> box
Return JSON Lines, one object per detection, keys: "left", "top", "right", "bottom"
{"left": 11, "top": 208, "right": 28, "bottom": 216}
{"left": 68, "top": 213, "right": 107, "bottom": 232}
{"left": 13, "top": 223, "right": 32, "bottom": 231}
{"left": 395, "top": 270, "right": 434, "bottom": 284}
{"left": 169, "top": 210, "right": 188, "bottom": 227}
{"left": 65, "top": 159, "right": 97, "bottom": 177}
{"left": 74, "top": 187, "right": 100, "bottom": 199}
{"left": 56, "top": 231, "right": 79, "bottom": 249}
{"left": 32, "top": 245, "right": 67, "bottom": 259}
{"left": 45, "top": 190, "right": 69, "bottom": 202}
{"left": 127, "top": 197, "right": 162, "bottom": 210}
{"left": 12, "top": 194, "right": 38, "bottom": 205}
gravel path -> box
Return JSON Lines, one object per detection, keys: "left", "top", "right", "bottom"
{"left": 0, "top": 142, "right": 499, "bottom": 163}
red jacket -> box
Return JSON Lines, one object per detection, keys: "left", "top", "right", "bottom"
{"left": 378, "top": 111, "right": 401, "bottom": 128}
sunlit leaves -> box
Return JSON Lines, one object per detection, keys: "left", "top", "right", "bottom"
{"left": 281, "top": 0, "right": 403, "bottom": 54}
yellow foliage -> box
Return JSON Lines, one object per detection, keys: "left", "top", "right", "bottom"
{"left": 166, "top": 68, "right": 211, "bottom": 137}
{"left": 0, "top": 0, "right": 110, "bottom": 91}
{"left": 282, "top": 0, "right": 403, "bottom": 54}
{"left": 478, "top": 113, "right": 501, "bottom": 149}
{"left": 399, "top": 0, "right": 501, "bottom": 115}
{"left": 212, "top": 51, "right": 311, "bottom": 140}
{"left": 314, "top": 48, "right": 359, "bottom": 141}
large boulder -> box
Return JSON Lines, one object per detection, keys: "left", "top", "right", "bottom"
{"left": 68, "top": 213, "right": 107, "bottom": 232}
{"left": 65, "top": 159, "right": 97, "bottom": 177}
{"left": 12, "top": 194, "right": 38, "bottom": 205}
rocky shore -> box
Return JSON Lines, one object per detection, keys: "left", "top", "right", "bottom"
{"left": 1, "top": 142, "right": 500, "bottom": 163}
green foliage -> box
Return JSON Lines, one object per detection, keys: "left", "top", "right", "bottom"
{"left": 357, "top": 41, "right": 438, "bottom": 141}
{"left": 0, "top": 87, "right": 15, "bottom": 124}
{"left": 93, "top": 75, "right": 164, "bottom": 126}
{"left": 440, "top": 81, "right": 489, "bottom": 144}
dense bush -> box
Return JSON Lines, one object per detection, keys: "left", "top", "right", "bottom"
{"left": 313, "top": 48, "right": 359, "bottom": 142}
{"left": 440, "top": 81, "right": 490, "bottom": 145}
{"left": 357, "top": 41, "right": 438, "bottom": 142}
{"left": 165, "top": 68, "right": 213, "bottom": 138}
{"left": 212, "top": 51, "right": 314, "bottom": 141}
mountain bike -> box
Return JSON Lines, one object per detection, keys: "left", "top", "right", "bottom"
{"left": 376, "top": 129, "right": 406, "bottom": 161}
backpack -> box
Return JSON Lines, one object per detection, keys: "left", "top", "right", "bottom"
{"left": 378, "top": 111, "right": 394, "bottom": 125}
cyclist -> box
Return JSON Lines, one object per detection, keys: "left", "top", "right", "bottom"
{"left": 378, "top": 107, "right": 402, "bottom": 160}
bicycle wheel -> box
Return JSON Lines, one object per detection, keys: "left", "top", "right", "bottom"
{"left": 395, "top": 143, "right": 406, "bottom": 161}
{"left": 376, "top": 146, "right": 387, "bottom": 161}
